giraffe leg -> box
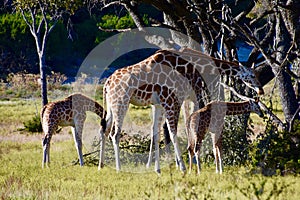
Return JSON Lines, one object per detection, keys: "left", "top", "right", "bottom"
{"left": 98, "top": 126, "right": 106, "bottom": 170}
{"left": 146, "top": 137, "right": 154, "bottom": 169}
{"left": 42, "top": 136, "right": 51, "bottom": 168}
{"left": 108, "top": 98, "right": 129, "bottom": 172}
{"left": 162, "top": 122, "right": 174, "bottom": 165}
{"left": 169, "top": 132, "right": 186, "bottom": 172}
{"left": 216, "top": 136, "right": 223, "bottom": 174}
{"left": 164, "top": 105, "right": 186, "bottom": 173}
{"left": 195, "top": 150, "right": 201, "bottom": 175}
{"left": 147, "top": 105, "right": 164, "bottom": 173}
{"left": 187, "top": 146, "right": 194, "bottom": 174}
{"left": 211, "top": 132, "right": 222, "bottom": 173}
{"left": 195, "top": 140, "right": 202, "bottom": 175}
{"left": 42, "top": 125, "right": 55, "bottom": 168}
{"left": 110, "top": 125, "right": 121, "bottom": 171}
{"left": 212, "top": 144, "right": 218, "bottom": 173}
{"left": 99, "top": 114, "right": 112, "bottom": 170}
{"left": 71, "top": 121, "right": 84, "bottom": 166}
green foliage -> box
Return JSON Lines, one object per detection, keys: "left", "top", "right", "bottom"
{"left": 46, "top": 18, "right": 100, "bottom": 73}
{"left": 98, "top": 14, "right": 135, "bottom": 29}
{"left": 0, "top": 13, "right": 27, "bottom": 39}
{"left": 15, "top": 0, "right": 83, "bottom": 15}
{"left": 97, "top": 13, "right": 149, "bottom": 30}
{"left": 0, "top": 13, "right": 32, "bottom": 51}
{"left": 22, "top": 115, "right": 42, "bottom": 133}
{"left": 221, "top": 115, "right": 251, "bottom": 165}
{"left": 250, "top": 121, "right": 300, "bottom": 175}
{"left": 236, "top": 176, "right": 292, "bottom": 200}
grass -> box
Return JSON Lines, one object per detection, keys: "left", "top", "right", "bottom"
{"left": 0, "top": 76, "right": 299, "bottom": 199}
{"left": 0, "top": 98, "right": 299, "bottom": 199}
{"left": 0, "top": 99, "right": 41, "bottom": 136}
{"left": 0, "top": 140, "right": 299, "bottom": 199}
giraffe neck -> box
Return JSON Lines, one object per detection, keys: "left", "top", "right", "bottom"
{"left": 213, "top": 59, "right": 239, "bottom": 76}
{"left": 225, "top": 101, "right": 251, "bottom": 115}
{"left": 174, "top": 48, "right": 240, "bottom": 76}
{"left": 69, "top": 94, "right": 106, "bottom": 118}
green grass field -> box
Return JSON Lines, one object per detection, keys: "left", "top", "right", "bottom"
{"left": 0, "top": 98, "right": 299, "bottom": 199}
{"left": 1, "top": 139, "right": 299, "bottom": 199}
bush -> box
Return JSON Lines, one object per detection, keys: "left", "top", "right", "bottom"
{"left": 0, "top": 72, "right": 69, "bottom": 99}
{"left": 222, "top": 115, "right": 252, "bottom": 165}
{"left": 22, "top": 115, "right": 42, "bottom": 133}
{"left": 249, "top": 120, "right": 300, "bottom": 175}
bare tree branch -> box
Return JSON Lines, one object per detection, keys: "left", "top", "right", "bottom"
{"left": 98, "top": 26, "right": 132, "bottom": 32}
{"left": 258, "top": 101, "right": 287, "bottom": 130}
{"left": 289, "top": 106, "right": 300, "bottom": 132}
{"left": 250, "top": 9, "right": 274, "bottom": 25}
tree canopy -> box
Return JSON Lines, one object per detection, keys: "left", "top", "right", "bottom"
{"left": 101, "top": 0, "right": 300, "bottom": 125}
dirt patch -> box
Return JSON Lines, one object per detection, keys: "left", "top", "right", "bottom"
{"left": 0, "top": 129, "right": 72, "bottom": 143}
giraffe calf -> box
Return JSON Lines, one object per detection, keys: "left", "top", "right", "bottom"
{"left": 186, "top": 99, "right": 263, "bottom": 174}
{"left": 41, "top": 93, "right": 106, "bottom": 167}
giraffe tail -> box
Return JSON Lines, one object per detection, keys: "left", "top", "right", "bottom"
{"left": 101, "top": 82, "right": 108, "bottom": 133}
{"left": 40, "top": 104, "right": 48, "bottom": 130}
{"left": 186, "top": 113, "right": 196, "bottom": 152}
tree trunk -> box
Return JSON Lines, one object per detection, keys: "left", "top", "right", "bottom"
{"left": 123, "top": 2, "right": 145, "bottom": 31}
{"left": 273, "top": 9, "right": 299, "bottom": 122}
{"left": 39, "top": 54, "right": 48, "bottom": 106}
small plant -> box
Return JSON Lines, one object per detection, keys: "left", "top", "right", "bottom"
{"left": 236, "top": 178, "right": 290, "bottom": 200}
{"left": 22, "top": 115, "right": 42, "bottom": 133}
{"left": 249, "top": 120, "right": 300, "bottom": 175}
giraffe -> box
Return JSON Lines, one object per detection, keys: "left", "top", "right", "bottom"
{"left": 186, "top": 99, "right": 264, "bottom": 174}
{"left": 41, "top": 93, "right": 106, "bottom": 167}
{"left": 99, "top": 48, "right": 264, "bottom": 173}
{"left": 155, "top": 48, "right": 265, "bottom": 166}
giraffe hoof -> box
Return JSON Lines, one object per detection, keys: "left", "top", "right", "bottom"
{"left": 155, "top": 169, "right": 161, "bottom": 175}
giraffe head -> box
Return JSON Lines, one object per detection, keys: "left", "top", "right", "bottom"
{"left": 236, "top": 66, "right": 264, "bottom": 95}
{"left": 249, "top": 98, "right": 264, "bottom": 118}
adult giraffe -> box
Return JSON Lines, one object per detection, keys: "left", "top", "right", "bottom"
{"left": 99, "top": 48, "right": 264, "bottom": 173}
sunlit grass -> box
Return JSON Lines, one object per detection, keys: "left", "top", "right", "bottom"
{"left": 1, "top": 84, "right": 298, "bottom": 199}
{"left": 0, "top": 140, "right": 299, "bottom": 199}
{"left": 0, "top": 100, "right": 41, "bottom": 136}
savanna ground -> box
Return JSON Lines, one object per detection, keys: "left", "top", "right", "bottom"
{"left": 0, "top": 73, "right": 299, "bottom": 199}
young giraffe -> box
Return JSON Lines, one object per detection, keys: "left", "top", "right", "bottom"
{"left": 186, "top": 99, "right": 264, "bottom": 174}
{"left": 99, "top": 48, "right": 264, "bottom": 173}
{"left": 41, "top": 93, "right": 106, "bottom": 167}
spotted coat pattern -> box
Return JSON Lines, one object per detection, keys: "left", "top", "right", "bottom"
{"left": 41, "top": 93, "right": 105, "bottom": 167}
{"left": 186, "top": 100, "right": 263, "bottom": 174}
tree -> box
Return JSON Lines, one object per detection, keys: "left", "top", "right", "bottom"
{"left": 101, "top": 0, "right": 300, "bottom": 128}
{"left": 14, "top": 0, "right": 82, "bottom": 106}
{"left": 99, "top": 1, "right": 300, "bottom": 170}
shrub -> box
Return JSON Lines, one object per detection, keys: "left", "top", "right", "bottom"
{"left": 222, "top": 115, "right": 252, "bottom": 165}
{"left": 0, "top": 72, "right": 69, "bottom": 99}
{"left": 249, "top": 120, "right": 300, "bottom": 175}
{"left": 22, "top": 115, "right": 42, "bottom": 133}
